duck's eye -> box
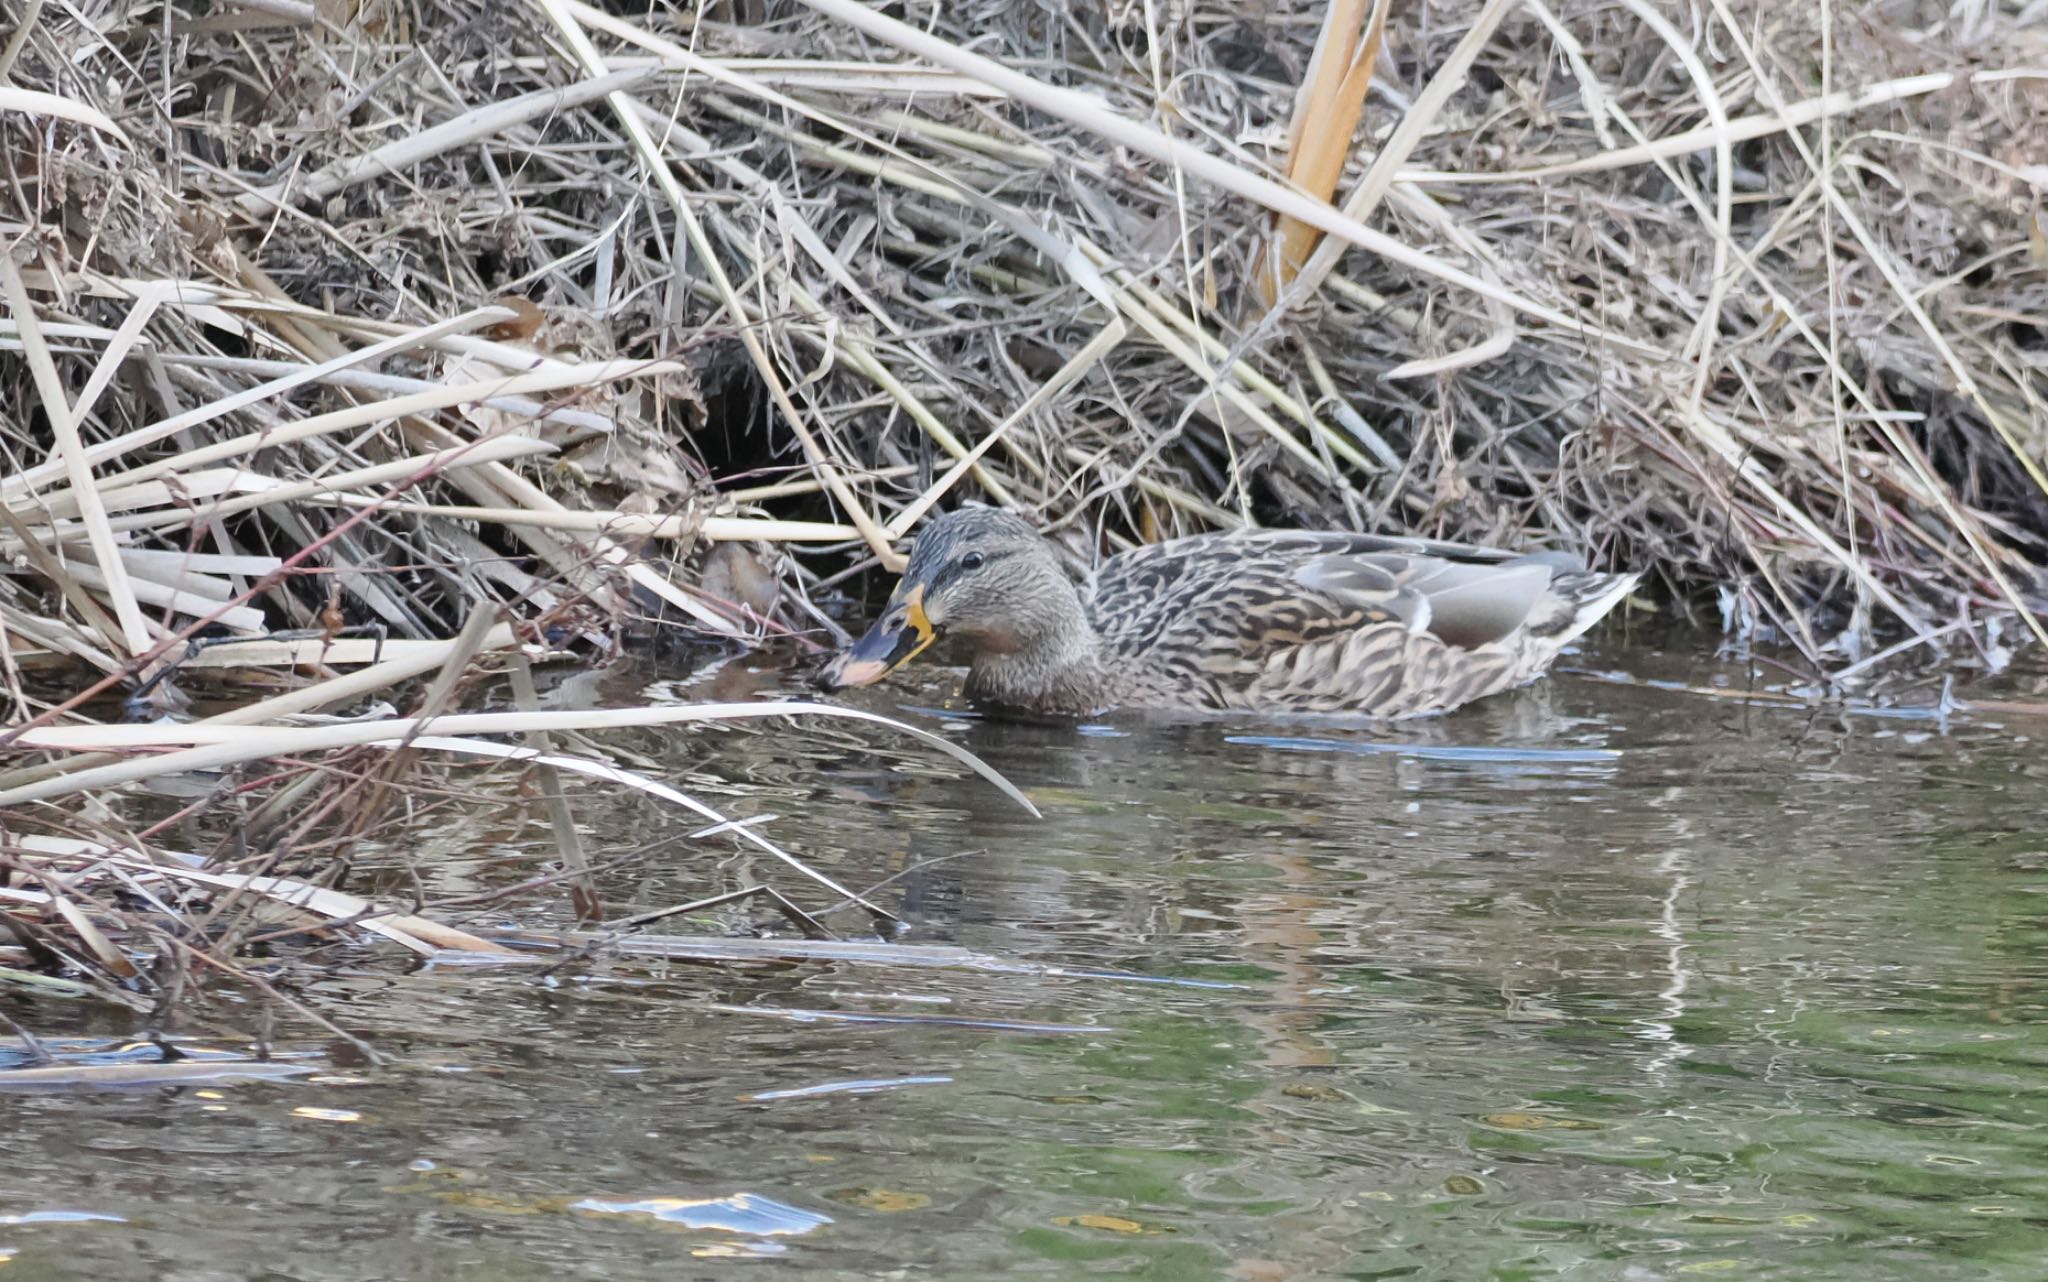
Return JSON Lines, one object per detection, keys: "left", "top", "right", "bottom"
{"left": 957, "top": 551, "right": 985, "bottom": 572}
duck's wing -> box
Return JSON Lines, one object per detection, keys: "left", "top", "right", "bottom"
{"left": 1292, "top": 549, "right": 1563, "bottom": 649}
{"left": 1088, "top": 530, "right": 1578, "bottom": 656}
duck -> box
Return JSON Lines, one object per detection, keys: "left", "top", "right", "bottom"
{"left": 818, "top": 507, "right": 1638, "bottom": 719}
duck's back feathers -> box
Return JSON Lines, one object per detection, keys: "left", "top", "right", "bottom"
{"left": 1083, "top": 529, "right": 1636, "bottom": 716}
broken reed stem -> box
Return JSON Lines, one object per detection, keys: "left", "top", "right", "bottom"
{"left": 1256, "top": 0, "right": 1390, "bottom": 305}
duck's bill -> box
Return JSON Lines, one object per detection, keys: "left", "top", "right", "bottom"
{"left": 821, "top": 586, "right": 938, "bottom": 688}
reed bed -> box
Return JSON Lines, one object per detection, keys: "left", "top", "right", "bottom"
{"left": 1, "top": 0, "right": 2044, "bottom": 1033}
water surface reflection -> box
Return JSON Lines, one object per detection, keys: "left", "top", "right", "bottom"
{"left": 4, "top": 640, "right": 2045, "bottom": 1280}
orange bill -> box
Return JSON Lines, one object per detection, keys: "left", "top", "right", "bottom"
{"left": 822, "top": 584, "right": 938, "bottom": 688}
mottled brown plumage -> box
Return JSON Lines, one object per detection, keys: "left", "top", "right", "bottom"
{"left": 820, "top": 508, "right": 1638, "bottom": 719}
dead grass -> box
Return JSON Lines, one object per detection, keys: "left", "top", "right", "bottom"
{"left": 1, "top": 0, "right": 2045, "bottom": 1030}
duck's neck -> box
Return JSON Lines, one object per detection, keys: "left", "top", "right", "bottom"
{"left": 961, "top": 588, "right": 1117, "bottom": 717}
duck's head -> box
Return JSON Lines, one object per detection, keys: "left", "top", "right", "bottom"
{"left": 819, "top": 507, "right": 1073, "bottom": 689}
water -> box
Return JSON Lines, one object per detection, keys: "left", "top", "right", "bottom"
{"left": 4, "top": 638, "right": 2046, "bottom": 1280}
